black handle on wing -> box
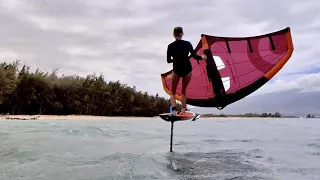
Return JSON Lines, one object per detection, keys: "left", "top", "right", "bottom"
{"left": 203, "top": 49, "right": 226, "bottom": 98}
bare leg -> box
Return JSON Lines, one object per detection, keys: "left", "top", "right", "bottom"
{"left": 181, "top": 71, "right": 192, "bottom": 113}
{"left": 170, "top": 71, "right": 180, "bottom": 115}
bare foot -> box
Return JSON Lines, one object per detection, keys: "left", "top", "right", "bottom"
{"left": 181, "top": 107, "right": 186, "bottom": 114}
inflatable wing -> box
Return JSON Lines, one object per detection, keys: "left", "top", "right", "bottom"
{"left": 161, "top": 27, "right": 294, "bottom": 109}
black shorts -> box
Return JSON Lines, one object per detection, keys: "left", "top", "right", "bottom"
{"left": 173, "top": 66, "right": 192, "bottom": 77}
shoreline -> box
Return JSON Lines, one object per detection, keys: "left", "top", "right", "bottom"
{"left": 0, "top": 114, "right": 300, "bottom": 121}
{"left": 0, "top": 115, "right": 160, "bottom": 120}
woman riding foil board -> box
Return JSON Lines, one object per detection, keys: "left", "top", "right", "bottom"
{"left": 166, "top": 26, "right": 207, "bottom": 116}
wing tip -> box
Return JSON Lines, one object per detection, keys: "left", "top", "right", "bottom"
{"left": 160, "top": 72, "right": 182, "bottom": 102}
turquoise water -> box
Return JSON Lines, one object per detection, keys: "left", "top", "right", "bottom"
{"left": 0, "top": 118, "right": 320, "bottom": 179}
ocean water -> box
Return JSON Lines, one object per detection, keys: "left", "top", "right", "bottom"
{"left": 0, "top": 118, "right": 320, "bottom": 180}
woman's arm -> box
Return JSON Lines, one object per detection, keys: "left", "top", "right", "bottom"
{"left": 188, "top": 42, "right": 205, "bottom": 60}
{"left": 167, "top": 44, "right": 173, "bottom": 63}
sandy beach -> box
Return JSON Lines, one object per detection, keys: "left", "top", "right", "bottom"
{"left": 0, "top": 114, "right": 160, "bottom": 120}
{"left": 0, "top": 114, "right": 228, "bottom": 120}
{"left": 0, "top": 114, "right": 287, "bottom": 121}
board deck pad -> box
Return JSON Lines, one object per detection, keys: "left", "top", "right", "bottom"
{"left": 159, "top": 111, "right": 201, "bottom": 122}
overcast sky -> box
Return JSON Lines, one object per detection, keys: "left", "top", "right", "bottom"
{"left": 1, "top": 0, "right": 320, "bottom": 99}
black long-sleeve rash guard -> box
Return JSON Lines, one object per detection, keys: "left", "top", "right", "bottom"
{"left": 166, "top": 39, "right": 203, "bottom": 77}
{"left": 167, "top": 39, "right": 202, "bottom": 64}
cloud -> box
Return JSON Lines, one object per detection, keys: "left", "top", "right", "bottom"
{"left": 252, "top": 72, "right": 320, "bottom": 96}
{"left": 0, "top": 0, "right": 320, "bottom": 100}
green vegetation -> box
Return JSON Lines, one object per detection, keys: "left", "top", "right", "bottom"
{"left": 0, "top": 60, "right": 301, "bottom": 119}
{"left": 0, "top": 60, "right": 182, "bottom": 117}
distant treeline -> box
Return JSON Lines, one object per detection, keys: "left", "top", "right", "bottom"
{"left": 0, "top": 60, "right": 180, "bottom": 117}
{"left": 201, "top": 112, "right": 298, "bottom": 118}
